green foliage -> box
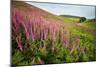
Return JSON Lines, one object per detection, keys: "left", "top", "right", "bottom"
{"left": 69, "top": 27, "right": 96, "bottom": 62}
{"left": 79, "top": 17, "right": 86, "bottom": 22}
{"left": 12, "top": 21, "right": 96, "bottom": 65}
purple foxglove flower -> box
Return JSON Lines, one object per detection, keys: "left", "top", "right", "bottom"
{"left": 22, "top": 22, "right": 30, "bottom": 40}
{"left": 30, "top": 24, "right": 35, "bottom": 41}
{"left": 16, "top": 35, "right": 23, "bottom": 51}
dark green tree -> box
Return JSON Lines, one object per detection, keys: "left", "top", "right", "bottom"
{"left": 79, "top": 17, "right": 86, "bottom": 22}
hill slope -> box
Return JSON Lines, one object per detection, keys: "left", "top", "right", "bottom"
{"left": 12, "top": 1, "right": 63, "bottom": 22}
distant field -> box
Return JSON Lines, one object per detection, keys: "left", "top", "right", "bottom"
{"left": 58, "top": 15, "right": 80, "bottom": 23}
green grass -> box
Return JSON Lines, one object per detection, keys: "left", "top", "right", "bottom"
{"left": 84, "top": 20, "right": 96, "bottom": 30}
{"left": 69, "top": 26, "right": 96, "bottom": 61}
{"left": 58, "top": 16, "right": 80, "bottom": 23}
{"left": 69, "top": 19, "right": 96, "bottom": 61}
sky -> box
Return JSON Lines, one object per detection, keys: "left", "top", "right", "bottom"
{"left": 26, "top": 2, "right": 96, "bottom": 19}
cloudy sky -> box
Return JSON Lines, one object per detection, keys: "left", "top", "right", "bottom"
{"left": 26, "top": 2, "right": 96, "bottom": 19}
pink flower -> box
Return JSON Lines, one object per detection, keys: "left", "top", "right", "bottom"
{"left": 16, "top": 34, "right": 23, "bottom": 51}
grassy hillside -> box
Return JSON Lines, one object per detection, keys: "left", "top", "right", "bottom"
{"left": 59, "top": 15, "right": 80, "bottom": 23}
{"left": 60, "top": 15, "right": 81, "bottom": 18}
{"left": 12, "top": 1, "right": 96, "bottom": 66}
